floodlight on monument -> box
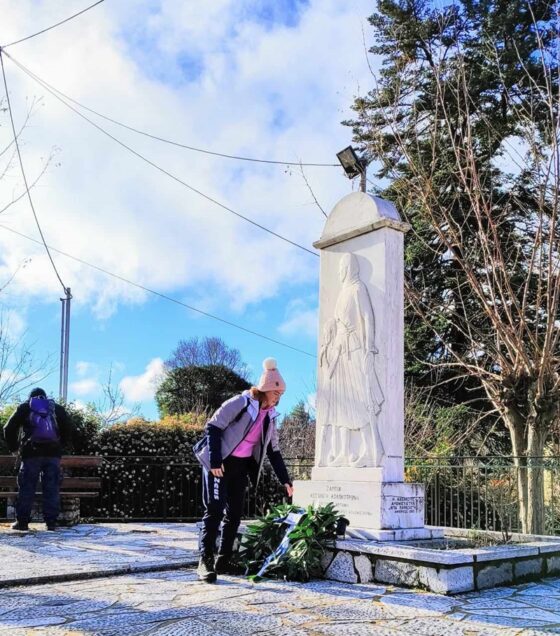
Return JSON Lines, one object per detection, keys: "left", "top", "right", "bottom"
{"left": 336, "top": 145, "right": 365, "bottom": 179}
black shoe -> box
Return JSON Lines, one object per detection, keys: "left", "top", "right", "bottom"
{"left": 215, "top": 554, "right": 239, "bottom": 575}
{"left": 197, "top": 554, "right": 217, "bottom": 583}
{"left": 45, "top": 523, "right": 56, "bottom": 532}
{"left": 10, "top": 520, "right": 29, "bottom": 531}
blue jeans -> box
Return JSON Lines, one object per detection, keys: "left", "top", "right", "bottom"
{"left": 15, "top": 457, "right": 61, "bottom": 523}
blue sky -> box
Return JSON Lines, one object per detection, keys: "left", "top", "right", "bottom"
{"left": 0, "top": 0, "right": 374, "bottom": 420}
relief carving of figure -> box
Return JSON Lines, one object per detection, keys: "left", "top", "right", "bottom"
{"left": 318, "top": 253, "right": 385, "bottom": 467}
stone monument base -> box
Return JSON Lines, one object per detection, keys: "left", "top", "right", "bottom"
{"left": 346, "top": 526, "right": 443, "bottom": 541}
{"left": 311, "top": 467, "right": 384, "bottom": 482}
{"left": 317, "top": 528, "right": 560, "bottom": 594}
{"left": 293, "top": 480, "right": 425, "bottom": 532}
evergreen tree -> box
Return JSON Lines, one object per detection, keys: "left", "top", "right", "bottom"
{"left": 155, "top": 365, "right": 250, "bottom": 416}
{"left": 347, "top": 0, "right": 560, "bottom": 532}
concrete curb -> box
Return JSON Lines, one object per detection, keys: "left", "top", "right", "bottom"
{"left": 0, "top": 557, "right": 199, "bottom": 589}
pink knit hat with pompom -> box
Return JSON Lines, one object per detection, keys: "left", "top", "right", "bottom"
{"left": 257, "top": 358, "right": 286, "bottom": 393}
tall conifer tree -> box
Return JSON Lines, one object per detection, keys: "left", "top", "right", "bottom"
{"left": 347, "top": 0, "right": 560, "bottom": 532}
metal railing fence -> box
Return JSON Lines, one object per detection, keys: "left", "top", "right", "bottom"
{"left": 3, "top": 455, "right": 560, "bottom": 534}
{"left": 80, "top": 456, "right": 315, "bottom": 522}
{"left": 404, "top": 456, "right": 560, "bottom": 535}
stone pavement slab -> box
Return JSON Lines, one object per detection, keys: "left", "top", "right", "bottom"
{"left": 2, "top": 568, "right": 560, "bottom": 634}
{"left": 2, "top": 522, "right": 560, "bottom": 634}
{"left": 0, "top": 522, "right": 199, "bottom": 586}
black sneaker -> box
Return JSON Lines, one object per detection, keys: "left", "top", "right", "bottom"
{"left": 215, "top": 554, "right": 239, "bottom": 575}
{"left": 10, "top": 520, "right": 29, "bottom": 531}
{"left": 197, "top": 553, "right": 217, "bottom": 583}
{"left": 45, "top": 523, "right": 56, "bottom": 532}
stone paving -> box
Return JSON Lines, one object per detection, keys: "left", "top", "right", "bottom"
{"left": 3, "top": 523, "right": 560, "bottom": 634}
{"left": 3, "top": 569, "right": 560, "bottom": 634}
{"left": 0, "top": 522, "right": 199, "bottom": 586}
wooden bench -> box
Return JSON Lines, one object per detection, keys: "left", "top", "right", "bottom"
{"left": 0, "top": 455, "right": 103, "bottom": 524}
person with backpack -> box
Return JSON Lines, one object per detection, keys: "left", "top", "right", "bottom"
{"left": 3, "top": 387, "right": 71, "bottom": 531}
{"left": 193, "top": 357, "right": 293, "bottom": 583}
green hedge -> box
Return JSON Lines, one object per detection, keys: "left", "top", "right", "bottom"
{"left": 89, "top": 413, "right": 207, "bottom": 520}
{"left": 0, "top": 405, "right": 16, "bottom": 454}
{"left": 97, "top": 413, "right": 206, "bottom": 458}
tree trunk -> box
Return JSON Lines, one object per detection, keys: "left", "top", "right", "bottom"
{"left": 505, "top": 413, "right": 528, "bottom": 533}
{"left": 514, "top": 455, "right": 528, "bottom": 533}
{"left": 527, "top": 424, "right": 548, "bottom": 535}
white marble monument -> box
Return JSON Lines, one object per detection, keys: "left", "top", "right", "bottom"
{"left": 293, "top": 191, "right": 437, "bottom": 540}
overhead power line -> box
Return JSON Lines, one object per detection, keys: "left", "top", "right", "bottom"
{"left": 0, "top": 224, "right": 317, "bottom": 359}
{"left": 2, "top": 1, "right": 106, "bottom": 48}
{"left": 6, "top": 56, "right": 337, "bottom": 168}
{"left": 5, "top": 51, "right": 320, "bottom": 259}
{"left": 3, "top": 18, "right": 336, "bottom": 167}
{"left": 52, "top": 98, "right": 339, "bottom": 166}
{"left": 0, "top": 51, "right": 68, "bottom": 293}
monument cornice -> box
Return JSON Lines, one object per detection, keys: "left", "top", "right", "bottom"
{"left": 313, "top": 218, "right": 411, "bottom": 249}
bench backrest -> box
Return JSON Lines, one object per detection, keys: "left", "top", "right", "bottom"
{"left": 0, "top": 456, "right": 102, "bottom": 493}
{"left": 0, "top": 455, "right": 103, "bottom": 469}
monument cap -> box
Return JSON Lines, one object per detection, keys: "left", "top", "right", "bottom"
{"left": 257, "top": 358, "right": 286, "bottom": 393}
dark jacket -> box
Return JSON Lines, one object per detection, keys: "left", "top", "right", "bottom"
{"left": 3, "top": 401, "right": 71, "bottom": 459}
{"left": 194, "top": 391, "right": 291, "bottom": 486}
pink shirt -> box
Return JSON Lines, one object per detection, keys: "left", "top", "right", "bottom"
{"left": 231, "top": 408, "right": 271, "bottom": 458}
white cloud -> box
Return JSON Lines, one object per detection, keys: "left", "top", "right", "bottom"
{"left": 120, "top": 358, "right": 165, "bottom": 402}
{"left": 0, "top": 308, "right": 27, "bottom": 342}
{"left": 0, "top": 0, "right": 374, "bottom": 319}
{"left": 279, "top": 299, "right": 317, "bottom": 338}
{"left": 75, "top": 361, "right": 97, "bottom": 378}
{"left": 69, "top": 378, "right": 100, "bottom": 396}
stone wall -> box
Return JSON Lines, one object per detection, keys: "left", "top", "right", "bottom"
{"left": 320, "top": 534, "right": 560, "bottom": 594}
{"left": 7, "top": 496, "right": 81, "bottom": 526}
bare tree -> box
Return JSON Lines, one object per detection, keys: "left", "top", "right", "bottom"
{"left": 0, "top": 96, "right": 62, "bottom": 407}
{"left": 404, "top": 383, "right": 484, "bottom": 459}
{"left": 166, "top": 336, "right": 249, "bottom": 380}
{"left": 0, "top": 311, "right": 52, "bottom": 406}
{"left": 298, "top": 162, "right": 328, "bottom": 218}
{"left": 0, "top": 258, "right": 31, "bottom": 294}
{"left": 91, "top": 365, "right": 140, "bottom": 428}
{"left": 279, "top": 400, "right": 316, "bottom": 459}
{"left": 350, "top": 0, "right": 560, "bottom": 532}
{"left": 0, "top": 96, "right": 55, "bottom": 219}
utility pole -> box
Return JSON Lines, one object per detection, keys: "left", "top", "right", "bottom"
{"left": 59, "top": 287, "right": 72, "bottom": 402}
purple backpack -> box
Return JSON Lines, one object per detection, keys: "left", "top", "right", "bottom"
{"left": 28, "top": 397, "right": 59, "bottom": 444}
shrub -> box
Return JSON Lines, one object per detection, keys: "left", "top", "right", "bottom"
{"left": 0, "top": 405, "right": 16, "bottom": 454}
{"left": 97, "top": 412, "right": 206, "bottom": 458}
{"left": 89, "top": 412, "right": 207, "bottom": 520}
{"left": 64, "top": 403, "right": 102, "bottom": 454}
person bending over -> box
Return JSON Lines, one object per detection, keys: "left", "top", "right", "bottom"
{"left": 194, "top": 358, "right": 293, "bottom": 582}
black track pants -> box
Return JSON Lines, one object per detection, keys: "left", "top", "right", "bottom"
{"left": 200, "top": 456, "right": 250, "bottom": 557}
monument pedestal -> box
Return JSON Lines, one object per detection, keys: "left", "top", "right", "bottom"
{"left": 293, "top": 479, "right": 428, "bottom": 540}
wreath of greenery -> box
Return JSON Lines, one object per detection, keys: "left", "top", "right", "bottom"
{"left": 238, "top": 502, "right": 340, "bottom": 582}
